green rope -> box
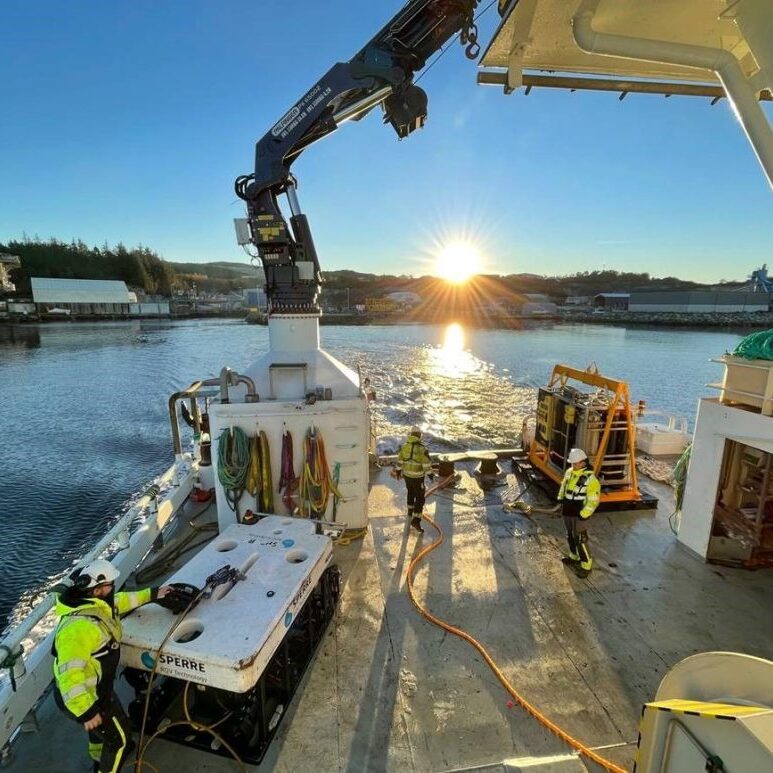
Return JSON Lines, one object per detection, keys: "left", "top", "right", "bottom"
{"left": 217, "top": 427, "right": 251, "bottom": 517}
{"left": 331, "top": 462, "right": 341, "bottom": 522}
{"left": 732, "top": 328, "right": 773, "bottom": 361}
{"left": 669, "top": 443, "right": 692, "bottom": 535}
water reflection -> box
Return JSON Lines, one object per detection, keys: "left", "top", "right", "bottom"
{"left": 430, "top": 322, "right": 478, "bottom": 378}
{"left": 0, "top": 325, "right": 41, "bottom": 349}
{"left": 379, "top": 322, "right": 536, "bottom": 450}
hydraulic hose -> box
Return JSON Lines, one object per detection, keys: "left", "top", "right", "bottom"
{"left": 217, "top": 426, "right": 251, "bottom": 517}
{"left": 406, "top": 513, "right": 627, "bottom": 773}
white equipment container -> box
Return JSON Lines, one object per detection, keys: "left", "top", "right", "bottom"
{"left": 121, "top": 516, "right": 333, "bottom": 692}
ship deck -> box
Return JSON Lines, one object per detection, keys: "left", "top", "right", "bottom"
{"left": 7, "top": 462, "right": 773, "bottom": 772}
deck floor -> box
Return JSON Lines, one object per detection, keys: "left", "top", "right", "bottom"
{"left": 7, "top": 465, "right": 773, "bottom": 772}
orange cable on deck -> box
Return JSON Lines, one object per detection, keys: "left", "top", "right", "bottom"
{"left": 405, "top": 513, "right": 627, "bottom": 773}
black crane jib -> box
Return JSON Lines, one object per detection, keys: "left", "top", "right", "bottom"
{"left": 234, "top": 0, "right": 480, "bottom": 315}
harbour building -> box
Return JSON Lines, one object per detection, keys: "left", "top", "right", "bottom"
{"left": 629, "top": 290, "right": 770, "bottom": 313}
{"left": 30, "top": 277, "right": 169, "bottom": 318}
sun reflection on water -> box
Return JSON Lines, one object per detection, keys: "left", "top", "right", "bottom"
{"left": 431, "top": 323, "right": 478, "bottom": 378}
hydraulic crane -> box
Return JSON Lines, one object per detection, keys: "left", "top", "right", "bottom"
{"left": 234, "top": 0, "right": 480, "bottom": 314}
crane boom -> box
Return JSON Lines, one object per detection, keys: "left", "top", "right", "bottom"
{"left": 235, "top": 0, "right": 479, "bottom": 314}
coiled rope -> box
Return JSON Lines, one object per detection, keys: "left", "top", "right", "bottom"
{"left": 669, "top": 443, "right": 692, "bottom": 535}
{"left": 278, "top": 430, "right": 298, "bottom": 511}
{"left": 245, "top": 433, "right": 262, "bottom": 499}
{"left": 217, "top": 427, "right": 250, "bottom": 517}
{"left": 260, "top": 430, "right": 273, "bottom": 512}
{"left": 406, "top": 513, "right": 626, "bottom": 773}
{"left": 299, "top": 427, "right": 341, "bottom": 518}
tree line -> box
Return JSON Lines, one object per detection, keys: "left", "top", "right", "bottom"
{"left": 1, "top": 238, "right": 259, "bottom": 296}
{"left": 3, "top": 237, "right": 175, "bottom": 296}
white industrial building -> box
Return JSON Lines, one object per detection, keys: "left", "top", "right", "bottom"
{"left": 386, "top": 291, "right": 422, "bottom": 306}
{"left": 30, "top": 277, "right": 169, "bottom": 317}
{"left": 629, "top": 290, "right": 769, "bottom": 313}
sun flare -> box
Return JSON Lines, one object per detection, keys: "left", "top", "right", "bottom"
{"left": 435, "top": 241, "right": 482, "bottom": 284}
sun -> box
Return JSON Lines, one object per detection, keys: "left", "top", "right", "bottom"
{"left": 435, "top": 240, "right": 482, "bottom": 284}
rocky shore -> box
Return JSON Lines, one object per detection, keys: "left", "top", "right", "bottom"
{"left": 559, "top": 309, "right": 773, "bottom": 329}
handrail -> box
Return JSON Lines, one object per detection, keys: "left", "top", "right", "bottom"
{"left": 0, "top": 460, "right": 183, "bottom": 656}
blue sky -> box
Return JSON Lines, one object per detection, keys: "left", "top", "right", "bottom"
{"left": 0, "top": 0, "right": 771, "bottom": 283}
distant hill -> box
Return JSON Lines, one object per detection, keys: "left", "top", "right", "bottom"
{"left": 169, "top": 261, "right": 262, "bottom": 279}
{"left": 1, "top": 236, "right": 749, "bottom": 300}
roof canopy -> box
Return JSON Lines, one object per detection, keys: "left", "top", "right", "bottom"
{"left": 478, "top": 0, "right": 773, "bottom": 187}
{"left": 481, "top": 0, "right": 768, "bottom": 87}
{"left": 31, "top": 277, "right": 130, "bottom": 304}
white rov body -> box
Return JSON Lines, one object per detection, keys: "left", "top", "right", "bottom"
{"left": 121, "top": 516, "right": 333, "bottom": 692}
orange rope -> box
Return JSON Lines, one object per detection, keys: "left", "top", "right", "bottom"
{"left": 406, "top": 514, "right": 627, "bottom": 773}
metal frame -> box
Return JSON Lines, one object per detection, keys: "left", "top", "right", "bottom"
{"left": 528, "top": 364, "right": 642, "bottom": 505}
{"left": 478, "top": 71, "right": 773, "bottom": 103}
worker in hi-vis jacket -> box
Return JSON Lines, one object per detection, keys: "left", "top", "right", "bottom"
{"left": 52, "top": 559, "right": 172, "bottom": 773}
{"left": 557, "top": 448, "right": 601, "bottom": 578}
{"left": 395, "top": 426, "right": 432, "bottom": 534}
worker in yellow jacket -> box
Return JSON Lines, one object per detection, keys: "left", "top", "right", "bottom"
{"left": 557, "top": 448, "right": 601, "bottom": 578}
{"left": 53, "top": 559, "right": 171, "bottom": 772}
{"left": 395, "top": 426, "right": 432, "bottom": 533}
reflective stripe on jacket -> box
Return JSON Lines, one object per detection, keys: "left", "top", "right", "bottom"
{"left": 396, "top": 437, "right": 432, "bottom": 479}
{"left": 557, "top": 467, "right": 600, "bottom": 519}
{"left": 53, "top": 588, "right": 152, "bottom": 719}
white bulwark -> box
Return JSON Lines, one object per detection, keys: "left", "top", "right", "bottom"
{"left": 121, "top": 516, "right": 333, "bottom": 692}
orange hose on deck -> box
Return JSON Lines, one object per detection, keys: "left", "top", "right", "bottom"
{"left": 405, "top": 514, "right": 627, "bottom": 773}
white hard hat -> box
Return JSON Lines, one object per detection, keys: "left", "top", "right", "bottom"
{"left": 76, "top": 559, "right": 120, "bottom": 589}
{"left": 567, "top": 448, "right": 588, "bottom": 464}
{"left": 409, "top": 426, "right": 422, "bottom": 437}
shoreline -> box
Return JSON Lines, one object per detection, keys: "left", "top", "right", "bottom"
{"left": 3, "top": 309, "right": 772, "bottom": 331}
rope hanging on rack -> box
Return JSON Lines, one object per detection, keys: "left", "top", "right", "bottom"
{"left": 299, "top": 426, "right": 342, "bottom": 519}
{"left": 245, "top": 432, "right": 262, "bottom": 497}
{"left": 259, "top": 430, "right": 274, "bottom": 512}
{"left": 278, "top": 430, "right": 298, "bottom": 511}
{"left": 217, "top": 426, "right": 250, "bottom": 518}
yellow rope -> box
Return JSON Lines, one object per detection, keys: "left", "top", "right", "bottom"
{"left": 406, "top": 514, "right": 627, "bottom": 773}
{"left": 334, "top": 527, "right": 368, "bottom": 546}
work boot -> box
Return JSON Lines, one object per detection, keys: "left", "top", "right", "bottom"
{"left": 411, "top": 516, "right": 424, "bottom": 533}
{"left": 573, "top": 566, "right": 591, "bottom": 579}
{"left": 561, "top": 556, "right": 580, "bottom": 565}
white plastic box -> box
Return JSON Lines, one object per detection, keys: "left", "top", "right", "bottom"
{"left": 636, "top": 423, "right": 689, "bottom": 456}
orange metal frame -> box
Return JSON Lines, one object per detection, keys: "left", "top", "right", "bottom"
{"left": 528, "top": 364, "right": 640, "bottom": 503}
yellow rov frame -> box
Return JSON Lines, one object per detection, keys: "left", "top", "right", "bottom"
{"left": 528, "top": 364, "right": 651, "bottom": 509}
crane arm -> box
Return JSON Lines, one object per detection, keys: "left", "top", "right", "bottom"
{"left": 235, "top": 0, "right": 480, "bottom": 314}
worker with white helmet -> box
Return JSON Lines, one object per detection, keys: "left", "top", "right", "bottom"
{"left": 52, "top": 559, "right": 172, "bottom": 772}
{"left": 395, "top": 426, "right": 433, "bottom": 533}
{"left": 557, "top": 448, "right": 601, "bottom": 578}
